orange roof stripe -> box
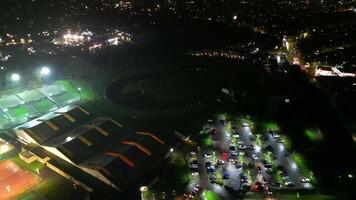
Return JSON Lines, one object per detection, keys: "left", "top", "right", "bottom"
{"left": 136, "top": 131, "right": 165, "bottom": 144}
{"left": 95, "top": 127, "right": 110, "bottom": 136}
{"left": 110, "top": 120, "right": 123, "bottom": 128}
{"left": 78, "top": 136, "right": 93, "bottom": 146}
{"left": 121, "top": 141, "right": 152, "bottom": 156}
{"left": 91, "top": 165, "right": 112, "bottom": 176}
{"left": 25, "top": 129, "right": 41, "bottom": 141}
{"left": 45, "top": 121, "right": 59, "bottom": 131}
{"left": 62, "top": 113, "right": 76, "bottom": 122}
{"left": 105, "top": 151, "right": 135, "bottom": 168}
{"left": 78, "top": 107, "right": 90, "bottom": 115}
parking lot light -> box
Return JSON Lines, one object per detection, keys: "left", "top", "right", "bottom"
{"left": 11, "top": 73, "right": 20, "bottom": 82}
{"left": 39, "top": 66, "right": 50, "bottom": 76}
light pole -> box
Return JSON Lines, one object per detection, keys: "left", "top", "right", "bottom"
{"left": 77, "top": 87, "right": 82, "bottom": 101}
{"left": 11, "top": 73, "right": 20, "bottom": 82}
{"left": 39, "top": 66, "right": 50, "bottom": 77}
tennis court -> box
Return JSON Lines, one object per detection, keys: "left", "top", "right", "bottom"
{"left": 0, "top": 83, "right": 80, "bottom": 130}
{"left": 0, "top": 160, "right": 38, "bottom": 200}
{"left": 0, "top": 110, "right": 10, "bottom": 129}
{"left": 28, "top": 98, "right": 57, "bottom": 113}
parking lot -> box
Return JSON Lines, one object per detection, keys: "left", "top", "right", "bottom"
{"left": 185, "top": 117, "right": 314, "bottom": 199}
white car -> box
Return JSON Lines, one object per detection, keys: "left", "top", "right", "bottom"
{"left": 252, "top": 154, "right": 258, "bottom": 160}
{"left": 190, "top": 151, "right": 197, "bottom": 155}
{"left": 285, "top": 181, "right": 294, "bottom": 186}
{"left": 242, "top": 122, "right": 249, "bottom": 127}
{"left": 217, "top": 159, "right": 225, "bottom": 165}
{"left": 192, "top": 172, "right": 199, "bottom": 176}
{"left": 239, "top": 145, "right": 247, "bottom": 150}
{"left": 300, "top": 178, "right": 311, "bottom": 183}
{"left": 238, "top": 141, "right": 245, "bottom": 145}
{"left": 204, "top": 153, "right": 213, "bottom": 158}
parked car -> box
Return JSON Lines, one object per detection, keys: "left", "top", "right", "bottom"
{"left": 235, "top": 162, "right": 242, "bottom": 169}
{"left": 300, "top": 177, "right": 311, "bottom": 183}
{"left": 272, "top": 182, "right": 282, "bottom": 188}
{"left": 285, "top": 181, "right": 294, "bottom": 187}
{"left": 229, "top": 146, "right": 237, "bottom": 152}
{"left": 239, "top": 145, "right": 247, "bottom": 150}
{"left": 217, "top": 159, "right": 225, "bottom": 165}
{"left": 252, "top": 154, "right": 258, "bottom": 160}
{"left": 222, "top": 168, "right": 229, "bottom": 179}
{"left": 191, "top": 172, "right": 199, "bottom": 176}
{"left": 204, "top": 152, "right": 212, "bottom": 158}
{"left": 189, "top": 160, "right": 198, "bottom": 169}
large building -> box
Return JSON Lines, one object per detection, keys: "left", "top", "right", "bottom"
{"left": 15, "top": 105, "right": 167, "bottom": 192}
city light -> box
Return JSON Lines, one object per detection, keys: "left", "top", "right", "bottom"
{"left": 348, "top": 174, "right": 353, "bottom": 179}
{"left": 11, "top": 73, "right": 20, "bottom": 82}
{"left": 170, "top": 148, "right": 174, "bottom": 152}
{"left": 39, "top": 66, "right": 51, "bottom": 76}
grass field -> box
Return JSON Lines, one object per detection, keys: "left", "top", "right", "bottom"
{"left": 29, "top": 98, "right": 57, "bottom": 113}
{"left": 0, "top": 95, "right": 23, "bottom": 108}
{"left": 6, "top": 105, "right": 35, "bottom": 122}
{"left": 0, "top": 110, "right": 10, "bottom": 128}
{"left": 17, "top": 90, "right": 45, "bottom": 102}
{"left": 0, "top": 82, "right": 80, "bottom": 129}
{"left": 17, "top": 176, "right": 79, "bottom": 200}
{"left": 50, "top": 92, "right": 79, "bottom": 106}
{"left": 11, "top": 156, "right": 45, "bottom": 175}
{"left": 202, "top": 190, "right": 221, "bottom": 200}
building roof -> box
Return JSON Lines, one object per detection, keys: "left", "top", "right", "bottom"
{"left": 57, "top": 119, "right": 132, "bottom": 164}
{"left": 82, "top": 131, "right": 167, "bottom": 190}
{"left": 16, "top": 106, "right": 167, "bottom": 191}
{"left": 16, "top": 105, "right": 94, "bottom": 145}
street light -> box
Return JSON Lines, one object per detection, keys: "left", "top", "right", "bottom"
{"left": 11, "top": 73, "right": 20, "bottom": 82}
{"left": 39, "top": 66, "right": 50, "bottom": 76}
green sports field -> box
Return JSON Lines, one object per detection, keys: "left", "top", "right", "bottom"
{"left": 6, "top": 105, "right": 36, "bottom": 122}
{"left": 0, "top": 82, "right": 80, "bottom": 129}
{"left": 29, "top": 98, "right": 57, "bottom": 113}
{"left": 50, "top": 92, "right": 80, "bottom": 106}
{"left": 0, "top": 109, "right": 10, "bottom": 129}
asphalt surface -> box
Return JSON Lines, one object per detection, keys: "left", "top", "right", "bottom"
{"left": 186, "top": 119, "right": 313, "bottom": 199}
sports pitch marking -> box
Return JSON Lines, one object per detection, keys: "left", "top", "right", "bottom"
{"left": 0, "top": 160, "right": 38, "bottom": 200}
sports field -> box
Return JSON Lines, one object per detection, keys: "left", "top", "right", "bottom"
{"left": 0, "top": 83, "right": 80, "bottom": 130}
{"left": 0, "top": 160, "right": 38, "bottom": 200}
{"left": 0, "top": 109, "right": 10, "bottom": 129}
